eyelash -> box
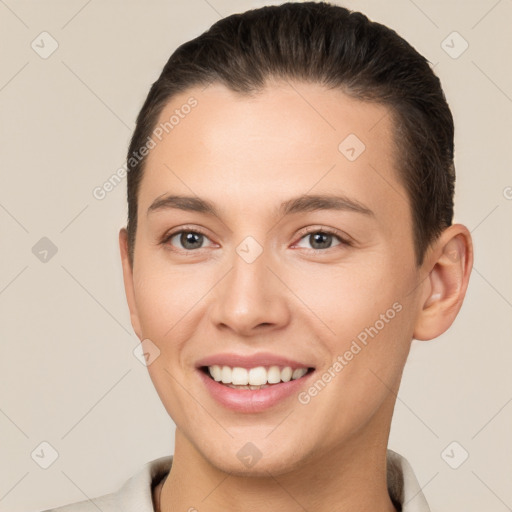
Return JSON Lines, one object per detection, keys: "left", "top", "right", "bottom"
{"left": 160, "top": 225, "right": 352, "bottom": 254}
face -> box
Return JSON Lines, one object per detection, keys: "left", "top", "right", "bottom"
{"left": 121, "top": 81, "right": 428, "bottom": 476}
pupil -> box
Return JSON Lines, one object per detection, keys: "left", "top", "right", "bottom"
{"left": 311, "top": 232, "right": 331, "bottom": 249}
{"left": 182, "top": 232, "right": 203, "bottom": 249}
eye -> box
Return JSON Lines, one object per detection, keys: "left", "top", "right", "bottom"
{"left": 160, "top": 226, "right": 352, "bottom": 253}
{"left": 294, "top": 227, "right": 351, "bottom": 251}
{"left": 161, "top": 228, "right": 215, "bottom": 252}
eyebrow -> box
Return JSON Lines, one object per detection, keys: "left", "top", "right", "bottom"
{"left": 147, "top": 193, "right": 374, "bottom": 218}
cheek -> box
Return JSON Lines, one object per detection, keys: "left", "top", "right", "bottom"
{"left": 307, "top": 301, "right": 412, "bottom": 438}
{"left": 132, "top": 260, "right": 199, "bottom": 346}
{"left": 131, "top": 262, "right": 202, "bottom": 422}
{"left": 300, "top": 261, "right": 414, "bottom": 382}
{"left": 292, "top": 261, "right": 395, "bottom": 335}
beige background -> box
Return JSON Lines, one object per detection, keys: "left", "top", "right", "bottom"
{"left": 1, "top": 1, "right": 511, "bottom": 511}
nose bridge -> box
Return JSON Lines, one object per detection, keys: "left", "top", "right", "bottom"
{"left": 211, "top": 233, "right": 289, "bottom": 333}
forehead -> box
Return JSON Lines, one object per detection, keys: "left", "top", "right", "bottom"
{"left": 139, "top": 81, "right": 408, "bottom": 226}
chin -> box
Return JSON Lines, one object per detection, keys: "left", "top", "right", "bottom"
{"left": 200, "top": 440, "right": 308, "bottom": 478}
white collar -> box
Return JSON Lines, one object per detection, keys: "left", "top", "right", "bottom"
{"left": 386, "top": 449, "right": 431, "bottom": 511}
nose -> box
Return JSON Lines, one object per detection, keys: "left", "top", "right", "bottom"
{"left": 209, "top": 241, "right": 291, "bottom": 337}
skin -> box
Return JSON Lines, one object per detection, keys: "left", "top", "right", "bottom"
{"left": 119, "top": 81, "right": 473, "bottom": 512}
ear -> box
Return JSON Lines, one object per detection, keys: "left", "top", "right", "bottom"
{"left": 119, "top": 227, "right": 143, "bottom": 340}
{"left": 413, "top": 224, "right": 474, "bottom": 341}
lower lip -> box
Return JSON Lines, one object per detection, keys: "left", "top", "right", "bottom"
{"left": 197, "top": 368, "right": 316, "bottom": 413}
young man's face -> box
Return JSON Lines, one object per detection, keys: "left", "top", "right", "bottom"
{"left": 121, "top": 81, "right": 429, "bottom": 475}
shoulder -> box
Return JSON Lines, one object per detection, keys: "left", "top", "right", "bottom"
{"left": 38, "top": 456, "right": 173, "bottom": 512}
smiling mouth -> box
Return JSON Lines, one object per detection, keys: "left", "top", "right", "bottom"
{"left": 199, "top": 366, "right": 315, "bottom": 390}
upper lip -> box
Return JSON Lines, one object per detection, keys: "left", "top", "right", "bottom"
{"left": 196, "top": 352, "right": 315, "bottom": 370}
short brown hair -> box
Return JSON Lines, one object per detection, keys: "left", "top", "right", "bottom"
{"left": 125, "top": 1, "right": 455, "bottom": 267}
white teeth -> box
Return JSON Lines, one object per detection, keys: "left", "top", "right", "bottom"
{"left": 267, "top": 366, "right": 281, "bottom": 384}
{"left": 220, "top": 366, "right": 231, "bottom": 384}
{"left": 207, "top": 365, "right": 309, "bottom": 386}
{"left": 210, "top": 365, "right": 222, "bottom": 382}
{"left": 281, "top": 367, "right": 292, "bottom": 382}
{"left": 292, "top": 368, "right": 307, "bottom": 380}
{"left": 231, "top": 367, "right": 248, "bottom": 385}
{"left": 249, "top": 366, "right": 267, "bottom": 385}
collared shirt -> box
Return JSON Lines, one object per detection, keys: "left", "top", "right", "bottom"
{"left": 41, "top": 449, "right": 430, "bottom": 511}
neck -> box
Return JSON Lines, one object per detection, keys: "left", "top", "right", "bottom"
{"left": 157, "top": 423, "right": 397, "bottom": 512}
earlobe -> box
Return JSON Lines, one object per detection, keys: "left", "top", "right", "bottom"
{"left": 119, "top": 227, "right": 143, "bottom": 340}
{"left": 413, "top": 224, "right": 473, "bottom": 341}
